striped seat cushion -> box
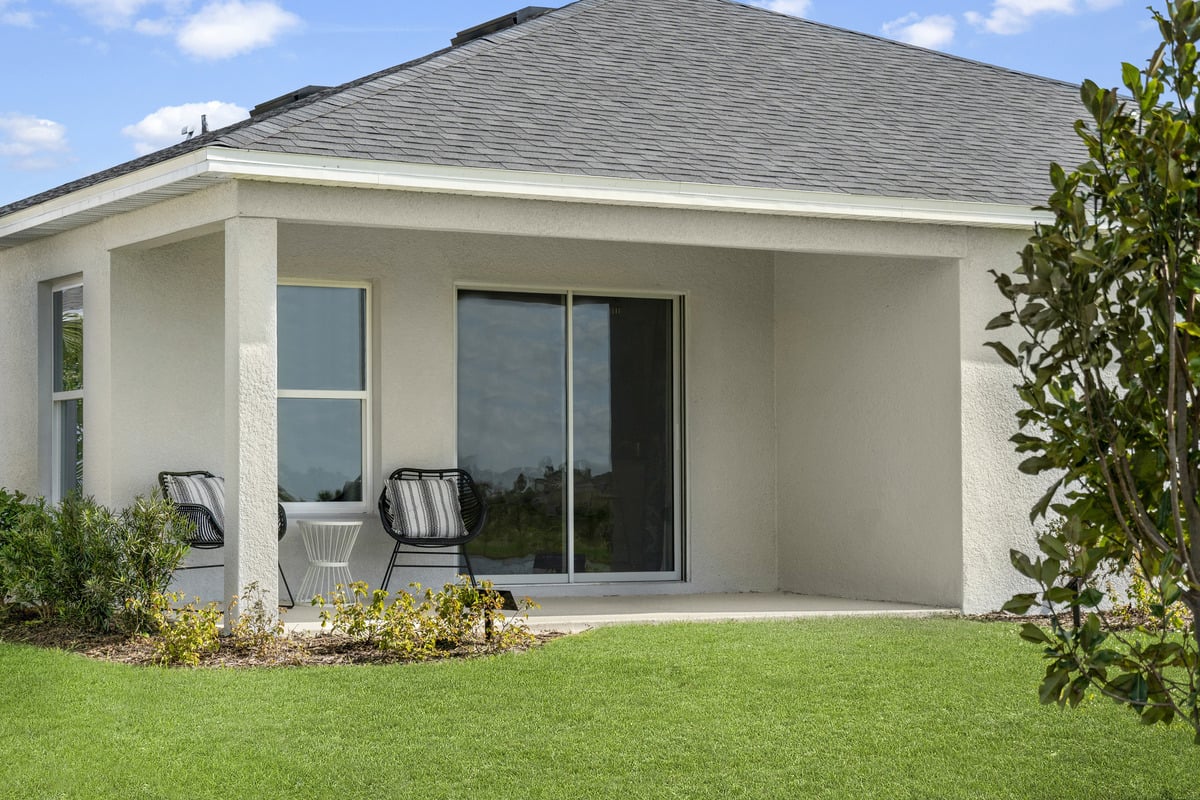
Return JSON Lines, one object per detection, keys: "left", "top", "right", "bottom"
{"left": 386, "top": 478, "right": 467, "bottom": 539}
{"left": 163, "top": 473, "right": 226, "bottom": 545}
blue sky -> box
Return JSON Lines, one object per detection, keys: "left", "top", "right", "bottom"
{"left": 0, "top": 0, "right": 1166, "bottom": 207}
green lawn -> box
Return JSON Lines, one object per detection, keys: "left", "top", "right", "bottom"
{"left": 1, "top": 617, "right": 1196, "bottom": 799}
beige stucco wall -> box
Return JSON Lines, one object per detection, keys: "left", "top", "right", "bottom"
{"left": 773, "top": 252, "right": 962, "bottom": 608}
{"left": 0, "top": 178, "right": 1055, "bottom": 611}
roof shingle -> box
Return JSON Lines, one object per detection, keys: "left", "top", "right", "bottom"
{"left": 0, "top": 0, "right": 1091, "bottom": 219}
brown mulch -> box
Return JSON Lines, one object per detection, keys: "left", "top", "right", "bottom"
{"left": 0, "top": 610, "right": 562, "bottom": 668}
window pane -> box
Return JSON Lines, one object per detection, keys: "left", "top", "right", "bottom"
{"left": 278, "top": 399, "right": 363, "bottom": 502}
{"left": 54, "top": 286, "right": 83, "bottom": 393}
{"left": 57, "top": 398, "right": 83, "bottom": 496}
{"left": 278, "top": 285, "right": 365, "bottom": 391}
{"left": 573, "top": 296, "right": 674, "bottom": 573}
{"left": 457, "top": 291, "right": 568, "bottom": 575}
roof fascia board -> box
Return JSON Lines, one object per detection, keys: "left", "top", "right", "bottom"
{"left": 0, "top": 150, "right": 213, "bottom": 242}
{"left": 0, "top": 145, "right": 1051, "bottom": 245}
{"left": 207, "top": 148, "right": 1050, "bottom": 229}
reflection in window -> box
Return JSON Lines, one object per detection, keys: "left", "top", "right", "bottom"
{"left": 277, "top": 284, "right": 367, "bottom": 505}
{"left": 51, "top": 284, "right": 83, "bottom": 499}
{"left": 458, "top": 290, "right": 677, "bottom": 579}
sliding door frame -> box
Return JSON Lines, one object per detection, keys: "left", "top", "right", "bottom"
{"left": 454, "top": 282, "right": 686, "bottom": 584}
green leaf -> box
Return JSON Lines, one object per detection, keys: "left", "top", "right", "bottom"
{"left": 1176, "top": 320, "right": 1200, "bottom": 338}
{"left": 1020, "top": 622, "right": 1052, "bottom": 645}
{"left": 1039, "top": 668, "right": 1070, "bottom": 705}
{"left": 986, "top": 312, "right": 1014, "bottom": 330}
{"left": 1029, "top": 476, "right": 1065, "bottom": 521}
{"left": 984, "top": 341, "right": 1019, "bottom": 367}
{"left": 1018, "top": 456, "right": 1055, "bottom": 475}
{"left": 1002, "top": 593, "right": 1039, "bottom": 614}
{"left": 1038, "top": 534, "right": 1070, "bottom": 561}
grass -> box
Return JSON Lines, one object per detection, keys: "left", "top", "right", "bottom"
{"left": 1, "top": 617, "right": 1197, "bottom": 799}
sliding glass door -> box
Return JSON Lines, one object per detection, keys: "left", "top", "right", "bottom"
{"left": 457, "top": 289, "right": 680, "bottom": 581}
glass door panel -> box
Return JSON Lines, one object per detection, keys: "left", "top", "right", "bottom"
{"left": 572, "top": 296, "right": 675, "bottom": 574}
{"left": 457, "top": 291, "right": 568, "bottom": 576}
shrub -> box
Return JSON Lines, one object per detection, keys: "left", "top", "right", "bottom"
{"left": 314, "top": 577, "right": 536, "bottom": 658}
{"left": 146, "top": 592, "right": 222, "bottom": 667}
{"left": 227, "top": 582, "right": 290, "bottom": 659}
{"left": 0, "top": 487, "right": 29, "bottom": 537}
{"left": 0, "top": 493, "right": 191, "bottom": 632}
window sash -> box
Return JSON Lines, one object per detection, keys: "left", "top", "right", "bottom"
{"left": 49, "top": 281, "right": 84, "bottom": 501}
{"left": 276, "top": 280, "right": 371, "bottom": 512}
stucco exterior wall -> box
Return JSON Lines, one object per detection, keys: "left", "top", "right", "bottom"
{"left": 773, "top": 253, "right": 962, "bottom": 607}
{"left": 0, "top": 178, "right": 1057, "bottom": 611}
{"left": 276, "top": 223, "right": 779, "bottom": 596}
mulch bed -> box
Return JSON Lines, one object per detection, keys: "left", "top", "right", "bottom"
{"left": 0, "top": 610, "right": 561, "bottom": 668}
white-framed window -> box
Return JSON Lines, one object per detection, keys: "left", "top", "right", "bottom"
{"left": 277, "top": 280, "right": 370, "bottom": 513}
{"left": 50, "top": 281, "right": 84, "bottom": 501}
{"left": 456, "top": 287, "right": 684, "bottom": 583}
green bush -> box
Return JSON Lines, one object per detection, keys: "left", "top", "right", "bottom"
{"left": 0, "top": 493, "right": 191, "bottom": 633}
{"left": 0, "top": 487, "right": 29, "bottom": 536}
{"left": 314, "top": 577, "right": 536, "bottom": 658}
{"left": 146, "top": 591, "right": 221, "bottom": 667}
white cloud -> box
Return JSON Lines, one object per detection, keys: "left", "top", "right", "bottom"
{"left": 176, "top": 0, "right": 299, "bottom": 59}
{"left": 882, "top": 12, "right": 956, "bottom": 49}
{"left": 0, "top": 0, "right": 33, "bottom": 26}
{"left": 748, "top": 0, "right": 812, "bottom": 18}
{"left": 59, "top": 0, "right": 158, "bottom": 28}
{"left": 121, "top": 100, "right": 247, "bottom": 154}
{"left": 0, "top": 113, "right": 70, "bottom": 170}
{"left": 964, "top": 0, "right": 1116, "bottom": 35}
{"left": 133, "top": 16, "right": 173, "bottom": 34}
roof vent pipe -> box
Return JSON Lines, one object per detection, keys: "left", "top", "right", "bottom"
{"left": 451, "top": 6, "right": 554, "bottom": 46}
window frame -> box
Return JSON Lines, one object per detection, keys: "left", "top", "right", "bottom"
{"left": 276, "top": 278, "right": 372, "bottom": 516}
{"left": 49, "top": 279, "right": 84, "bottom": 502}
{"left": 453, "top": 283, "right": 686, "bottom": 584}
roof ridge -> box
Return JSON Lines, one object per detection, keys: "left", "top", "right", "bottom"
{"left": 722, "top": 0, "right": 1093, "bottom": 93}
{"left": 223, "top": 0, "right": 608, "bottom": 149}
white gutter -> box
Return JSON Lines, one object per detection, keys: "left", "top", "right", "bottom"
{"left": 0, "top": 145, "right": 1052, "bottom": 244}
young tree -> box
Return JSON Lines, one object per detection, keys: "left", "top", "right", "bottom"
{"left": 991, "top": 1, "right": 1200, "bottom": 741}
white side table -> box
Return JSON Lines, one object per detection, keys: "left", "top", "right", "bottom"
{"left": 296, "top": 520, "right": 362, "bottom": 602}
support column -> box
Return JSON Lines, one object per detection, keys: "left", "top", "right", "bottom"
{"left": 223, "top": 216, "right": 279, "bottom": 615}
{"left": 82, "top": 253, "right": 114, "bottom": 505}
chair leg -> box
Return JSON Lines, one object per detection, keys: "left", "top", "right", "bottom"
{"left": 279, "top": 564, "right": 295, "bottom": 609}
{"left": 461, "top": 545, "right": 478, "bottom": 588}
{"left": 380, "top": 542, "right": 401, "bottom": 592}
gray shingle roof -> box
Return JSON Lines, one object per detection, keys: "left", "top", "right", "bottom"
{"left": 0, "top": 0, "right": 1090, "bottom": 219}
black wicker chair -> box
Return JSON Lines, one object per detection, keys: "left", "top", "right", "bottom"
{"left": 158, "top": 470, "right": 295, "bottom": 608}
{"left": 378, "top": 467, "right": 488, "bottom": 590}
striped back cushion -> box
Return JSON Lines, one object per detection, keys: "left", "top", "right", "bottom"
{"left": 163, "top": 473, "right": 226, "bottom": 544}
{"left": 386, "top": 478, "right": 467, "bottom": 539}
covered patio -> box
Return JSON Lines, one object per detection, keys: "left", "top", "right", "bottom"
{"left": 282, "top": 590, "right": 955, "bottom": 634}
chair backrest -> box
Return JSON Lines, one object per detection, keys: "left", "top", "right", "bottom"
{"left": 378, "top": 467, "right": 487, "bottom": 544}
{"left": 158, "top": 470, "right": 288, "bottom": 544}
{"left": 159, "top": 470, "right": 225, "bottom": 546}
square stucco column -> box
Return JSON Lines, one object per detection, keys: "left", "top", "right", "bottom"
{"left": 82, "top": 252, "right": 115, "bottom": 505}
{"left": 223, "top": 216, "right": 279, "bottom": 613}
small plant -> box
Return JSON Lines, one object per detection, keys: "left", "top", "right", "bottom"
{"left": 145, "top": 592, "right": 221, "bottom": 667}
{"left": 227, "top": 582, "right": 289, "bottom": 658}
{"left": 313, "top": 576, "right": 537, "bottom": 659}
{"left": 314, "top": 581, "right": 391, "bottom": 644}
{"left": 1109, "top": 565, "right": 1192, "bottom": 633}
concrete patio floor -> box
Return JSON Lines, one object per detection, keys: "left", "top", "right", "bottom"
{"left": 284, "top": 591, "right": 956, "bottom": 633}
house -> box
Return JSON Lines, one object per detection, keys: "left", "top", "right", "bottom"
{"left": 0, "top": 0, "right": 1086, "bottom": 614}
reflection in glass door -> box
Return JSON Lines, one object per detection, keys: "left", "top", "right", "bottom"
{"left": 457, "top": 289, "right": 679, "bottom": 581}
